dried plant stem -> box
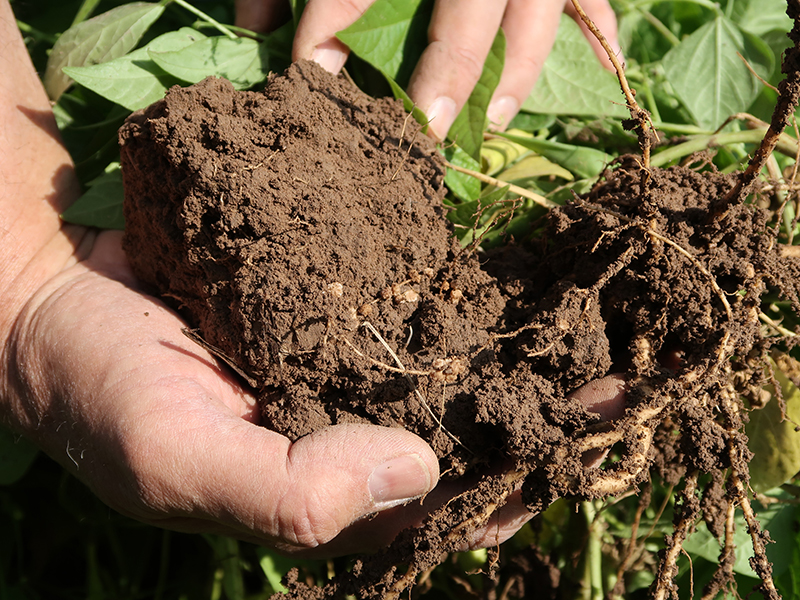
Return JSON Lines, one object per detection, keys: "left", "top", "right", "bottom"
{"left": 361, "top": 321, "right": 470, "bottom": 453}
{"left": 725, "top": 0, "right": 800, "bottom": 205}
{"left": 444, "top": 161, "right": 558, "bottom": 209}
{"left": 570, "top": 0, "right": 654, "bottom": 166}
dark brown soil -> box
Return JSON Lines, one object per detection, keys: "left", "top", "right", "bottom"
{"left": 119, "top": 60, "right": 800, "bottom": 599}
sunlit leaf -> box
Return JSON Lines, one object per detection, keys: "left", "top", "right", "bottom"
{"left": 336, "top": 0, "right": 433, "bottom": 88}
{"left": 442, "top": 145, "right": 481, "bottom": 203}
{"left": 149, "top": 36, "right": 268, "bottom": 89}
{"left": 522, "top": 16, "right": 627, "bottom": 119}
{"left": 498, "top": 154, "right": 574, "bottom": 183}
{"left": 747, "top": 355, "right": 800, "bottom": 493}
{"left": 499, "top": 130, "right": 612, "bottom": 179}
{"left": 481, "top": 136, "right": 530, "bottom": 176}
{"left": 684, "top": 490, "right": 798, "bottom": 578}
{"left": 63, "top": 28, "right": 206, "bottom": 111}
{"left": 447, "top": 29, "right": 504, "bottom": 160}
{"left": 731, "top": 0, "right": 792, "bottom": 36}
{"left": 44, "top": 2, "right": 165, "bottom": 101}
{"left": 61, "top": 162, "right": 125, "bottom": 229}
{"left": 662, "top": 16, "right": 774, "bottom": 130}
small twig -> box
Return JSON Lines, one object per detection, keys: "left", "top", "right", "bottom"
{"left": 443, "top": 160, "right": 558, "bottom": 209}
{"left": 577, "top": 202, "right": 733, "bottom": 320}
{"left": 759, "top": 311, "right": 798, "bottom": 337}
{"left": 361, "top": 321, "right": 471, "bottom": 453}
{"left": 181, "top": 328, "right": 259, "bottom": 387}
{"left": 570, "top": 0, "right": 654, "bottom": 166}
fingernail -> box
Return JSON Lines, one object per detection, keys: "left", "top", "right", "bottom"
{"left": 487, "top": 96, "right": 519, "bottom": 131}
{"left": 310, "top": 45, "right": 348, "bottom": 74}
{"left": 424, "top": 96, "right": 457, "bottom": 141}
{"left": 368, "top": 454, "right": 433, "bottom": 511}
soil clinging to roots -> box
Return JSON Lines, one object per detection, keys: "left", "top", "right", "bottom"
{"left": 120, "top": 47, "right": 800, "bottom": 598}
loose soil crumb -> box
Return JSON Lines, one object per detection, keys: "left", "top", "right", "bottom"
{"left": 120, "top": 60, "right": 800, "bottom": 599}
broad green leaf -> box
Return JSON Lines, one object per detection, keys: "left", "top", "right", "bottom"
{"left": 0, "top": 426, "right": 38, "bottom": 485}
{"left": 149, "top": 37, "right": 268, "bottom": 89}
{"left": 44, "top": 2, "right": 165, "bottom": 101}
{"left": 442, "top": 145, "right": 481, "bottom": 203}
{"left": 731, "top": 0, "right": 792, "bottom": 36}
{"left": 481, "top": 136, "right": 529, "bottom": 176}
{"left": 383, "top": 70, "right": 430, "bottom": 131}
{"left": 61, "top": 162, "right": 125, "bottom": 230}
{"left": 747, "top": 356, "right": 800, "bottom": 493}
{"left": 336, "top": 0, "right": 433, "bottom": 87}
{"left": 662, "top": 16, "right": 774, "bottom": 131}
{"left": 447, "top": 29, "right": 505, "bottom": 161}
{"left": 498, "top": 155, "right": 574, "bottom": 183}
{"left": 776, "top": 542, "right": 800, "bottom": 599}
{"left": 684, "top": 490, "right": 798, "bottom": 578}
{"left": 522, "top": 16, "right": 627, "bottom": 118}
{"left": 499, "top": 131, "right": 612, "bottom": 180}
{"left": 63, "top": 28, "right": 206, "bottom": 111}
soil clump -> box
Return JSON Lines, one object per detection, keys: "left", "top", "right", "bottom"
{"left": 119, "top": 60, "right": 800, "bottom": 599}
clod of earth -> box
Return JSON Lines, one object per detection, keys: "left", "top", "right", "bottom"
{"left": 120, "top": 55, "right": 800, "bottom": 598}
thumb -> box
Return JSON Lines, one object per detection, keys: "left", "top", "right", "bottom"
{"left": 273, "top": 423, "right": 440, "bottom": 551}
{"left": 174, "top": 420, "right": 440, "bottom": 554}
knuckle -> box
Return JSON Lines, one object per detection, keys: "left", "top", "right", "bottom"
{"left": 275, "top": 492, "right": 342, "bottom": 549}
{"left": 449, "top": 44, "right": 487, "bottom": 81}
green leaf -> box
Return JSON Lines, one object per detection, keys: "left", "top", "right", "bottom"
{"left": 731, "top": 0, "right": 792, "bottom": 36}
{"left": 498, "top": 131, "right": 612, "bottom": 180}
{"left": 44, "top": 2, "right": 165, "bottom": 102}
{"left": 662, "top": 16, "right": 774, "bottom": 131}
{"left": 0, "top": 426, "right": 38, "bottom": 485}
{"left": 684, "top": 491, "right": 798, "bottom": 578}
{"left": 442, "top": 145, "right": 481, "bottom": 202}
{"left": 63, "top": 28, "right": 206, "bottom": 111}
{"left": 522, "top": 16, "right": 627, "bottom": 118}
{"left": 149, "top": 36, "right": 268, "bottom": 89}
{"left": 382, "top": 70, "right": 430, "bottom": 131}
{"left": 497, "top": 154, "right": 574, "bottom": 183}
{"left": 747, "top": 356, "right": 800, "bottom": 493}
{"left": 447, "top": 29, "right": 505, "bottom": 160}
{"left": 336, "top": 0, "right": 433, "bottom": 87}
{"left": 61, "top": 162, "right": 125, "bottom": 230}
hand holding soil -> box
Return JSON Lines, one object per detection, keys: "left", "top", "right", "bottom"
{"left": 234, "top": 0, "right": 620, "bottom": 136}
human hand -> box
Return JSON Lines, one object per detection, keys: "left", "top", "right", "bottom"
{"left": 1, "top": 0, "right": 625, "bottom": 557}
{"left": 2, "top": 227, "right": 626, "bottom": 555}
{"left": 235, "top": 0, "right": 621, "bottom": 139}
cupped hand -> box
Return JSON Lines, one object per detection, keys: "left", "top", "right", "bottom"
{"left": 235, "top": 0, "right": 621, "bottom": 138}
{"left": 3, "top": 227, "right": 628, "bottom": 555}
{"left": 5, "top": 229, "right": 450, "bottom": 555}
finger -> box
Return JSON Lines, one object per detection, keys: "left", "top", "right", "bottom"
{"left": 463, "top": 488, "right": 534, "bottom": 549}
{"left": 139, "top": 420, "right": 440, "bottom": 554}
{"left": 292, "top": 0, "right": 377, "bottom": 73}
{"left": 569, "top": 373, "right": 626, "bottom": 421}
{"left": 234, "top": 0, "right": 292, "bottom": 33}
{"left": 486, "top": 0, "right": 567, "bottom": 130}
{"left": 565, "top": 0, "right": 622, "bottom": 71}
{"left": 569, "top": 373, "right": 627, "bottom": 467}
{"left": 407, "top": 0, "right": 508, "bottom": 140}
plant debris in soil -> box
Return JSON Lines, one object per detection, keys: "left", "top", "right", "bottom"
{"left": 119, "top": 46, "right": 800, "bottom": 599}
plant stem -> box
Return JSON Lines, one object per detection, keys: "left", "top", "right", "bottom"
{"left": 444, "top": 161, "right": 559, "bottom": 209}
{"left": 168, "top": 0, "right": 238, "bottom": 39}
{"left": 583, "top": 501, "right": 605, "bottom": 600}
{"left": 71, "top": 0, "right": 102, "bottom": 26}
{"left": 649, "top": 129, "right": 799, "bottom": 168}
{"left": 15, "top": 20, "right": 57, "bottom": 44}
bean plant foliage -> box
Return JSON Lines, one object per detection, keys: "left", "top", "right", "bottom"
{"left": 5, "top": 0, "right": 800, "bottom": 598}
